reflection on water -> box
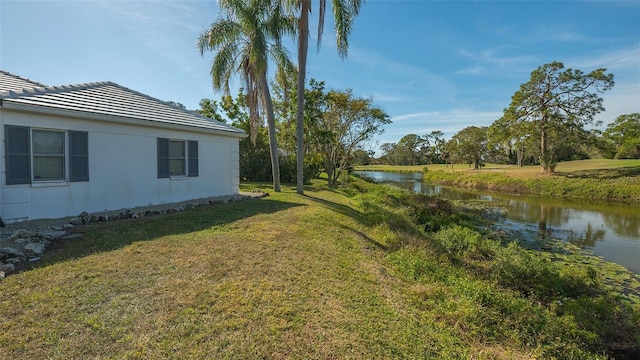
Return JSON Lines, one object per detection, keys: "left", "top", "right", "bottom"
{"left": 356, "top": 171, "right": 640, "bottom": 274}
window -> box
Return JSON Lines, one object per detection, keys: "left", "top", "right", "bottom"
{"left": 4, "top": 126, "right": 89, "bottom": 184}
{"left": 169, "top": 140, "right": 186, "bottom": 176}
{"left": 157, "top": 138, "right": 198, "bottom": 178}
{"left": 33, "top": 130, "right": 65, "bottom": 180}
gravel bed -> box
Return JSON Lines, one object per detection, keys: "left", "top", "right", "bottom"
{"left": 0, "top": 191, "right": 267, "bottom": 250}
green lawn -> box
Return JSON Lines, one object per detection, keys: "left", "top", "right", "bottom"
{"left": 358, "top": 159, "right": 640, "bottom": 202}
{"left": 1, "top": 183, "right": 465, "bottom": 359}
{"left": 358, "top": 159, "right": 640, "bottom": 178}
{"left": 1, "top": 179, "right": 637, "bottom": 359}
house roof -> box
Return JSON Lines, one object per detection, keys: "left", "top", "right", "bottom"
{"left": 0, "top": 70, "right": 246, "bottom": 138}
{"left": 0, "top": 70, "right": 46, "bottom": 91}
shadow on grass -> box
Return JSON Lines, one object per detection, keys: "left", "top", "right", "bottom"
{"left": 20, "top": 198, "right": 303, "bottom": 274}
{"left": 556, "top": 165, "right": 640, "bottom": 179}
{"left": 303, "top": 193, "right": 366, "bottom": 222}
{"left": 303, "top": 193, "right": 389, "bottom": 250}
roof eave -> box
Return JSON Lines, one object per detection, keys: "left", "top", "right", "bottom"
{"left": 1, "top": 101, "right": 248, "bottom": 139}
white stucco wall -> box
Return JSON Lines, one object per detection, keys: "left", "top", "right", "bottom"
{"left": 0, "top": 109, "right": 241, "bottom": 223}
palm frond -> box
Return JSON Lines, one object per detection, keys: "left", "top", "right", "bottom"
{"left": 331, "top": 0, "right": 363, "bottom": 57}
{"left": 211, "top": 42, "right": 240, "bottom": 92}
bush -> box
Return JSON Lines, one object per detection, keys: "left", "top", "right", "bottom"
{"left": 406, "top": 193, "right": 452, "bottom": 225}
{"left": 239, "top": 137, "right": 271, "bottom": 181}
{"left": 278, "top": 155, "right": 322, "bottom": 184}
{"left": 433, "top": 225, "right": 482, "bottom": 258}
{"left": 491, "top": 242, "right": 564, "bottom": 302}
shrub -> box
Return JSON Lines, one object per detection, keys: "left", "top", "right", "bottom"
{"left": 433, "top": 225, "right": 482, "bottom": 258}
{"left": 406, "top": 193, "right": 452, "bottom": 225}
{"left": 278, "top": 155, "right": 322, "bottom": 184}
{"left": 491, "top": 242, "right": 564, "bottom": 302}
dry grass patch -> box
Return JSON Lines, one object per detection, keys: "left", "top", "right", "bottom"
{"left": 0, "top": 185, "right": 462, "bottom": 359}
{"left": 2, "top": 181, "right": 619, "bottom": 359}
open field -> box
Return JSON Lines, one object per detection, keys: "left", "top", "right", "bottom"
{"left": 357, "top": 159, "right": 640, "bottom": 177}
{"left": 1, "top": 179, "right": 638, "bottom": 359}
{"left": 357, "top": 159, "right": 640, "bottom": 202}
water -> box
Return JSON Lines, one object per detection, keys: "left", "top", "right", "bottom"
{"left": 356, "top": 171, "right": 640, "bottom": 274}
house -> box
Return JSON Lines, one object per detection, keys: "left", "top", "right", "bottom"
{"left": 0, "top": 70, "right": 246, "bottom": 224}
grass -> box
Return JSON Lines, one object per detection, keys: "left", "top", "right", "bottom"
{"left": 1, "top": 178, "right": 638, "bottom": 359}
{"left": 358, "top": 159, "right": 640, "bottom": 176}
{"left": 358, "top": 159, "right": 640, "bottom": 202}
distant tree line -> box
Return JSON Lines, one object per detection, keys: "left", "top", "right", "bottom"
{"left": 378, "top": 62, "right": 639, "bottom": 172}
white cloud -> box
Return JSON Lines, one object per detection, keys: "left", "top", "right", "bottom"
{"left": 454, "top": 65, "right": 486, "bottom": 75}
{"left": 526, "top": 24, "right": 591, "bottom": 43}
{"left": 568, "top": 45, "right": 640, "bottom": 71}
{"left": 379, "top": 109, "right": 503, "bottom": 145}
{"left": 456, "top": 47, "right": 539, "bottom": 76}
{"left": 373, "top": 94, "right": 414, "bottom": 103}
{"left": 596, "top": 82, "right": 640, "bottom": 124}
{"left": 339, "top": 46, "right": 458, "bottom": 98}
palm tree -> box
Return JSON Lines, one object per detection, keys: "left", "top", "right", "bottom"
{"left": 197, "top": 0, "right": 295, "bottom": 192}
{"left": 292, "top": 0, "right": 363, "bottom": 194}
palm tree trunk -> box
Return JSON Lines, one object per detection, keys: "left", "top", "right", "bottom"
{"left": 261, "top": 71, "right": 281, "bottom": 192}
{"left": 296, "top": 0, "right": 311, "bottom": 195}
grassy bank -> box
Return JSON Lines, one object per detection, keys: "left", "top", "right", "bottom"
{"left": 358, "top": 159, "right": 640, "bottom": 203}
{"left": 1, "top": 179, "right": 638, "bottom": 359}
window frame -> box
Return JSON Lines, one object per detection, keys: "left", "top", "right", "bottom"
{"left": 157, "top": 138, "right": 198, "bottom": 179}
{"left": 31, "top": 128, "right": 66, "bottom": 182}
{"left": 168, "top": 139, "right": 186, "bottom": 177}
{"left": 4, "top": 125, "right": 89, "bottom": 185}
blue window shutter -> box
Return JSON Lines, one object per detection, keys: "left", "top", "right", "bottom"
{"left": 158, "top": 138, "right": 169, "bottom": 178}
{"left": 69, "top": 131, "right": 89, "bottom": 182}
{"left": 188, "top": 141, "right": 198, "bottom": 177}
{"left": 5, "top": 125, "right": 31, "bottom": 185}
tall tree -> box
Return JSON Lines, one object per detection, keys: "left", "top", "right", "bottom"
{"left": 397, "top": 134, "right": 424, "bottom": 165}
{"left": 502, "top": 61, "right": 614, "bottom": 173}
{"left": 195, "top": 98, "right": 227, "bottom": 123}
{"left": 292, "top": 0, "right": 363, "bottom": 194}
{"left": 320, "top": 89, "right": 390, "bottom": 186}
{"left": 425, "top": 130, "right": 446, "bottom": 164}
{"left": 450, "top": 126, "right": 489, "bottom": 170}
{"left": 197, "top": 0, "right": 295, "bottom": 192}
{"left": 488, "top": 113, "right": 536, "bottom": 167}
{"left": 603, "top": 113, "right": 640, "bottom": 159}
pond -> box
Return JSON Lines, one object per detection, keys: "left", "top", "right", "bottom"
{"left": 355, "top": 171, "right": 640, "bottom": 274}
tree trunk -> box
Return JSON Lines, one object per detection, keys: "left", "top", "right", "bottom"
{"left": 325, "top": 159, "right": 335, "bottom": 187}
{"left": 517, "top": 146, "right": 524, "bottom": 167}
{"left": 261, "top": 72, "right": 281, "bottom": 192}
{"left": 296, "top": 0, "right": 310, "bottom": 195}
{"left": 540, "top": 116, "right": 553, "bottom": 173}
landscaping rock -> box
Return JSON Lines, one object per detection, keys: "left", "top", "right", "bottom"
{"left": 1, "top": 246, "right": 21, "bottom": 257}
{"left": 23, "top": 242, "right": 47, "bottom": 255}
{"left": 8, "top": 229, "right": 33, "bottom": 242}
{"left": 0, "top": 191, "right": 268, "bottom": 277}
{"left": 0, "top": 262, "right": 15, "bottom": 273}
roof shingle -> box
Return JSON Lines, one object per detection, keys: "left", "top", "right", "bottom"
{"left": 0, "top": 70, "right": 245, "bottom": 137}
{"left": 0, "top": 70, "right": 46, "bottom": 92}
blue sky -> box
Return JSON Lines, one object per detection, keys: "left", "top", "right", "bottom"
{"left": 1, "top": 0, "right": 639, "bottom": 152}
